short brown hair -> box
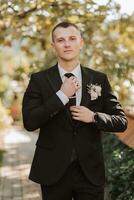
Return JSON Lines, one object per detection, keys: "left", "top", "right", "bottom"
{"left": 52, "top": 21, "right": 81, "bottom": 42}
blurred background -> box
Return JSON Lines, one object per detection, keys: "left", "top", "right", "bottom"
{"left": 0, "top": 0, "right": 134, "bottom": 199}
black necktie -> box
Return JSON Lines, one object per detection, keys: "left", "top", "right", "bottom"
{"left": 64, "top": 73, "right": 76, "bottom": 106}
{"left": 64, "top": 73, "right": 78, "bottom": 162}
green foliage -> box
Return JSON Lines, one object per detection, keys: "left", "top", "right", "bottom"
{"left": 103, "top": 133, "right": 134, "bottom": 200}
{"left": 0, "top": 149, "right": 5, "bottom": 167}
{"left": 0, "top": 0, "right": 133, "bottom": 105}
{"left": 0, "top": 2, "right": 133, "bottom": 198}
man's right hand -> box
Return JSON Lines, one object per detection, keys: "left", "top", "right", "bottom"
{"left": 60, "top": 76, "right": 81, "bottom": 97}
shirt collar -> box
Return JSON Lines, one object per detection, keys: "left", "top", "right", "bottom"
{"left": 58, "top": 63, "right": 81, "bottom": 79}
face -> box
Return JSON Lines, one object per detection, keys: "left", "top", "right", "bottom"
{"left": 52, "top": 26, "right": 84, "bottom": 62}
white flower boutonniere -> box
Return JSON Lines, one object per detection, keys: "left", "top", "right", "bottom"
{"left": 87, "top": 84, "right": 102, "bottom": 100}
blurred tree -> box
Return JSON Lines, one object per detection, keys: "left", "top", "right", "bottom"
{"left": 0, "top": 99, "right": 13, "bottom": 128}
{"left": 0, "top": 0, "right": 133, "bottom": 105}
{"left": 103, "top": 133, "right": 134, "bottom": 200}
{"left": 0, "top": 1, "right": 134, "bottom": 199}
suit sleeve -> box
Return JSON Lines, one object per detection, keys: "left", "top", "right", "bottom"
{"left": 22, "top": 74, "right": 65, "bottom": 131}
{"left": 94, "top": 75, "right": 127, "bottom": 132}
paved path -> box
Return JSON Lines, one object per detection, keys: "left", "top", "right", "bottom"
{"left": 0, "top": 126, "right": 41, "bottom": 200}
{"left": 0, "top": 126, "right": 113, "bottom": 200}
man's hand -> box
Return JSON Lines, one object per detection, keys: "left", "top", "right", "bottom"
{"left": 70, "top": 106, "right": 95, "bottom": 123}
{"left": 60, "top": 76, "right": 81, "bottom": 97}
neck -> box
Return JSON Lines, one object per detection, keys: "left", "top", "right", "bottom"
{"left": 58, "top": 58, "right": 80, "bottom": 72}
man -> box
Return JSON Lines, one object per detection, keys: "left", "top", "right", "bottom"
{"left": 22, "top": 22, "right": 127, "bottom": 200}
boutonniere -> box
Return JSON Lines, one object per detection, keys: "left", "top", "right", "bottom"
{"left": 87, "top": 84, "right": 102, "bottom": 100}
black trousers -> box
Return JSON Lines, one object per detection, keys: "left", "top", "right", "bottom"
{"left": 41, "top": 160, "right": 104, "bottom": 200}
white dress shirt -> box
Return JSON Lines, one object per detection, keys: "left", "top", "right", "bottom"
{"left": 56, "top": 63, "right": 82, "bottom": 106}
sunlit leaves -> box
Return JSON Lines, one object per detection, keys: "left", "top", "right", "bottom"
{"left": 0, "top": 0, "right": 133, "bottom": 105}
{"left": 103, "top": 134, "right": 134, "bottom": 200}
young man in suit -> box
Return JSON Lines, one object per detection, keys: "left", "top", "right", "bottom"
{"left": 22, "top": 22, "right": 127, "bottom": 200}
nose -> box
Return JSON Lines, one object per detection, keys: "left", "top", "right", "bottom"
{"left": 64, "top": 40, "right": 71, "bottom": 48}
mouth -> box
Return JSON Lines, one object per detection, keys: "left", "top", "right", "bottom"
{"left": 64, "top": 50, "right": 73, "bottom": 53}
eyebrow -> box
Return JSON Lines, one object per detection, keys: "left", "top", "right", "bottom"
{"left": 56, "top": 36, "right": 77, "bottom": 40}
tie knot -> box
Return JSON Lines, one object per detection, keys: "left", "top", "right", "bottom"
{"left": 64, "top": 73, "right": 75, "bottom": 78}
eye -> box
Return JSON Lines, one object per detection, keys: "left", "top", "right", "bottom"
{"left": 70, "top": 37, "right": 76, "bottom": 40}
{"left": 57, "top": 39, "right": 64, "bottom": 42}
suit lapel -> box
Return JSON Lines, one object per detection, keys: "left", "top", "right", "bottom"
{"left": 46, "top": 64, "right": 93, "bottom": 127}
{"left": 80, "top": 65, "right": 93, "bottom": 107}
{"left": 46, "top": 64, "right": 74, "bottom": 126}
{"left": 75, "top": 66, "right": 93, "bottom": 127}
{"left": 46, "top": 64, "right": 62, "bottom": 93}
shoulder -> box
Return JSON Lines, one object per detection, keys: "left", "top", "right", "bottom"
{"left": 30, "top": 65, "right": 57, "bottom": 80}
{"left": 82, "top": 66, "right": 107, "bottom": 79}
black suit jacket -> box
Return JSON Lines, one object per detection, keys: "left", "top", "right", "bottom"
{"left": 22, "top": 64, "right": 127, "bottom": 186}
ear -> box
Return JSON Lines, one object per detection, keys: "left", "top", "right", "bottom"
{"left": 51, "top": 42, "right": 57, "bottom": 55}
{"left": 51, "top": 42, "right": 57, "bottom": 52}
{"left": 51, "top": 42, "right": 55, "bottom": 49}
{"left": 80, "top": 38, "right": 84, "bottom": 50}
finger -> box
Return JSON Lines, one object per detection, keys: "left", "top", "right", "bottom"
{"left": 72, "top": 78, "right": 77, "bottom": 83}
{"left": 70, "top": 107, "right": 82, "bottom": 113}
{"left": 75, "top": 105, "right": 82, "bottom": 109}
{"left": 70, "top": 107, "right": 81, "bottom": 112}
{"left": 72, "top": 116, "right": 81, "bottom": 120}
{"left": 71, "top": 112, "right": 80, "bottom": 117}
{"left": 76, "top": 85, "right": 81, "bottom": 91}
{"left": 70, "top": 105, "right": 76, "bottom": 108}
{"left": 74, "top": 82, "right": 80, "bottom": 89}
{"left": 74, "top": 80, "right": 80, "bottom": 85}
{"left": 71, "top": 105, "right": 81, "bottom": 109}
{"left": 70, "top": 76, "right": 76, "bottom": 81}
{"left": 74, "top": 83, "right": 80, "bottom": 88}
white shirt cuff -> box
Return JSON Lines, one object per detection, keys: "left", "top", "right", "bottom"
{"left": 56, "top": 90, "right": 69, "bottom": 105}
